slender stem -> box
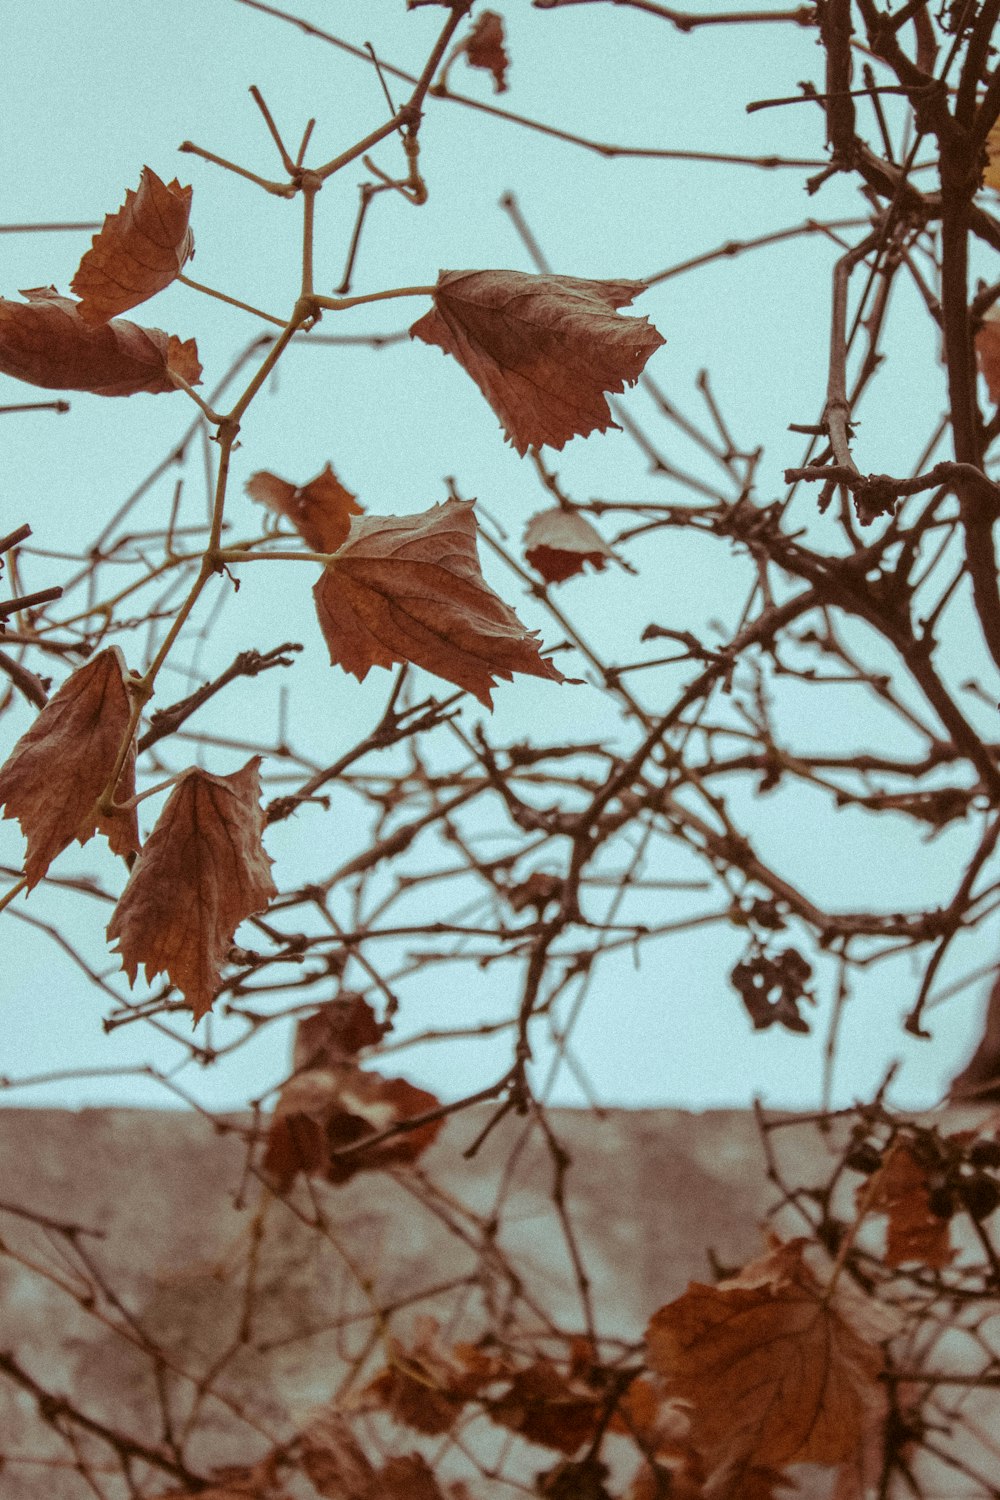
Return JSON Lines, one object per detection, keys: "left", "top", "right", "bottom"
{"left": 177, "top": 273, "right": 286, "bottom": 328}
{"left": 312, "top": 284, "right": 435, "bottom": 311}
{"left": 177, "top": 140, "right": 296, "bottom": 197}
{"left": 300, "top": 176, "right": 319, "bottom": 297}
{"left": 0, "top": 877, "right": 28, "bottom": 914}
{"left": 248, "top": 84, "right": 297, "bottom": 174}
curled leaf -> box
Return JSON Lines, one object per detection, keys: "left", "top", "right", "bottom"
{"left": 107, "top": 757, "right": 276, "bottom": 1021}
{"left": 524, "top": 507, "right": 617, "bottom": 583}
{"left": 313, "top": 497, "right": 564, "bottom": 706}
{"left": 0, "top": 647, "right": 140, "bottom": 887}
{"left": 645, "top": 1238, "right": 885, "bottom": 1476}
{"left": 293, "top": 995, "right": 391, "bottom": 1069}
{"left": 246, "top": 464, "right": 363, "bottom": 553}
{"left": 409, "top": 270, "right": 664, "bottom": 455}
{"left": 863, "top": 1137, "right": 954, "bottom": 1269}
{"left": 264, "top": 1064, "right": 443, "bottom": 1187}
{"left": 459, "top": 11, "right": 509, "bottom": 93}
{"left": 71, "top": 166, "right": 194, "bottom": 324}
{"left": 488, "top": 1355, "right": 606, "bottom": 1455}
{"left": 360, "top": 1318, "right": 499, "bottom": 1435}
{"left": 0, "top": 286, "right": 200, "bottom": 396}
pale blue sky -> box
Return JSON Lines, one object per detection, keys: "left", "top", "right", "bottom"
{"left": 1, "top": 1, "right": 991, "bottom": 1113}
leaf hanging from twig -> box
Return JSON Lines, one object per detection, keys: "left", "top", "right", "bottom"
{"left": 247, "top": 464, "right": 363, "bottom": 553}
{"left": 107, "top": 757, "right": 276, "bottom": 1021}
{"left": 409, "top": 269, "right": 664, "bottom": 455}
{"left": 0, "top": 647, "right": 140, "bottom": 887}
{"left": 0, "top": 286, "right": 200, "bottom": 396}
{"left": 71, "top": 166, "right": 194, "bottom": 324}
{"left": 313, "top": 496, "right": 564, "bottom": 706}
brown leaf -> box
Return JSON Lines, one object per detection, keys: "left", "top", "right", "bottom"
{"left": 360, "top": 1318, "right": 499, "bottom": 1435}
{"left": 264, "top": 1064, "right": 443, "bottom": 1187}
{"left": 460, "top": 11, "right": 509, "bottom": 93}
{"left": 976, "top": 320, "right": 1000, "bottom": 406}
{"left": 488, "top": 1357, "right": 606, "bottom": 1454}
{"left": 0, "top": 647, "right": 140, "bottom": 887}
{"left": 313, "top": 497, "right": 564, "bottom": 706}
{"left": 409, "top": 270, "right": 664, "bottom": 455}
{"left": 246, "top": 464, "right": 363, "bottom": 554}
{"left": 107, "top": 757, "right": 276, "bottom": 1021}
{"left": 537, "top": 1456, "right": 612, "bottom": 1500}
{"left": 293, "top": 995, "right": 390, "bottom": 1070}
{"left": 645, "top": 1238, "right": 885, "bottom": 1475}
{"left": 524, "top": 508, "right": 617, "bottom": 583}
{"left": 150, "top": 1454, "right": 290, "bottom": 1500}
{"left": 299, "top": 1411, "right": 375, "bottom": 1499}
{"left": 71, "top": 167, "right": 194, "bottom": 324}
{"left": 864, "top": 1137, "right": 954, "bottom": 1269}
{"left": 298, "top": 1413, "right": 447, "bottom": 1500}
{"left": 0, "top": 286, "right": 201, "bottom": 396}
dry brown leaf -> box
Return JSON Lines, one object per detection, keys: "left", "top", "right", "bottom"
{"left": 645, "top": 1238, "right": 885, "bottom": 1476}
{"left": 107, "top": 757, "right": 276, "bottom": 1022}
{"left": 864, "top": 1137, "right": 954, "bottom": 1269}
{"left": 0, "top": 647, "right": 140, "bottom": 887}
{"left": 523, "top": 507, "right": 617, "bottom": 583}
{"left": 298, "top": 1412, "right": 447, "bottom": 1500}
{"left": 293, "top": 994, "right": 390, "bottom": 1070}
{"left": 313, "top": 496, "right": 564, "bottom": 706}
{"left": 71, "top": 166, "right": 194, "bottom": 324}
{"left": 460, "top": 11, "right": 509, "bottom": 93}
{"left": 246, "top": 464, "right": 363, "bottom": 553}
{"left": 976, "top": 319, "right": 1000, "bottom": 406}
{"left": 359, "top": 1317, "right": 500, "bottom": 1435}
{"left": 487, "top": 1356, "right": 607, "bottom": 1454}
{"left": 264, "top": 1063, "right": 443, "bottom": 1187}
{"left": 374, "top": 1456, "right": 449, "bottom": 1500}
{"left": 0, "top": 285, "right": 201, "bottom": 395}
{"left": 150, "top": 1454, "right": 290, "bottom": 1500}
{"left": 537, "top": 1455, "right": 612, "bottom": 1500}
{"left": 299, "top": 1410, "right": 377, "bottom": 1499}
{"left": 409, "top": 270, "right": 664, "bottom": 455}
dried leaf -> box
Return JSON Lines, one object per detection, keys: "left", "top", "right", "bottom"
{"left": 313, "top": 497, "right": 564, "bottom": 706}
{"left": 0, "top": 647, "right": 140, "bottom": 887}
{"left": 299, "top": 1411, "right": 375, "bottom": 1499}
{"left": 460, "top": 11, "right": 509, "bottom": 93}
{"left": 864, "top": 1137, "right": 954, "bottom": 1269}
{"left": 71, "top": 167, "right": 194, "bottom": 324}
{"left": 488, "top": 1357, "right": 606, "bottom": 1454}
{"left": 703, "top": 1463, "right": 798, "bottom": 1500}
{"left": 264, "top": 1064, "right": 443, "bottom": 1187}
{"left": 645, "top": 1239, "right": 885, "bottom": 1475}
{"left": 524, "top": 508, "right": 617, "bottom": 583}
{"left": 359, "top": 1318, "right": 499, "bottom": 1435}
{"left": 0, "top": 286, "right": 201, "bottom": 396}
{"left": 976, "top": 319, "right": 1000, "bottom": 406}
{"left": 537, "top": 1456, "right": 612, "bottom": 1500}
{"left": 293, "top": 995, "right": 390, "bottom": 1070}
{"left": 298, "top": 1411, "right": 448, "bottom": 1500}
{"left": 246, "top": 464, "right": 363, "bottom": 554}
{"left": 410, "top": 270, "right": 664, "bottom": 455}
{"left": 107, "top": 757, "right": 276, "bottom": 1021}
{"left": 151, "top": 1454, "right": 290, "bottom": 1500}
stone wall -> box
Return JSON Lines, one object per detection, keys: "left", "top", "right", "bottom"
{"left": 0, "top": 1107, "right": 991, "bottom": 1498}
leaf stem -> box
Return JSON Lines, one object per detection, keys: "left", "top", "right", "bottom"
{"left": 0, "top": 877, "right": 28, "bottom": 914}
{"left": 177, "top": 273, "right": 287, "bottom": 328}
{"left": 312, "top": 285, "right": 435, "bottom": 311}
